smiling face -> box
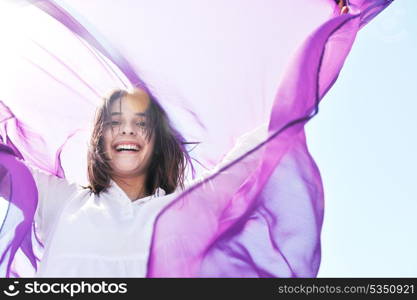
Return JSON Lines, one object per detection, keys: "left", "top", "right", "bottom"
{"left": 103, "top": 89, "right": 155, "bottom": 178}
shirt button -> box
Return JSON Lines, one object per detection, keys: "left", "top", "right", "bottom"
{"left": 121, "top": 207, "right": 133, "bottom": 219}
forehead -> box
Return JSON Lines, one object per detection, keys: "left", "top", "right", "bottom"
{"left": 109, "top": 90, "right": 151, "bottom": 115}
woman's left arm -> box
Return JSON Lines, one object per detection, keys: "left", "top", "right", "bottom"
{"left": 183, "top": 122, "right": 268, "bottom": 190}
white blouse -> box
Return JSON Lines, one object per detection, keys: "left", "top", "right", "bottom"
{"left": 25, "top": 163, "right": 180, "bottom": 277}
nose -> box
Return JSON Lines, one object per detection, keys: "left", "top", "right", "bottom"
{"left": 122, "top": 130, "right": 135, "bottom": 135}
{"left": 121, "top": 129, "right": 136, "bottom": 135}
{"left": 120, "top": 123, "right": 136, "bottom": 136}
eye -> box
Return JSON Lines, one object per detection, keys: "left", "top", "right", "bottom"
{"left": 137, "top": 121, "right": 146, "bottom": 127}
{"left": 111, "top": 121, "right": 120, "bottom": 126}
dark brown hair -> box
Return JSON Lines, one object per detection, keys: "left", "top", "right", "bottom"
{"left": 82, "top": 88, "right": 197, "bottom": 196}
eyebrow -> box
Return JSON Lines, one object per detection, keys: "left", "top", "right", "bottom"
{"left": 110, "top": 112, "right": 147, "bottom": 117}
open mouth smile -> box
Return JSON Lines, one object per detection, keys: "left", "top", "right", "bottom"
{"left": 113, "top": 142, "right": 142, "bottom": 153}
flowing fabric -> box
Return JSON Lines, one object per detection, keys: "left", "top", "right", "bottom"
{"left": 0, "top": 0, "right": 393, "bottom": 277}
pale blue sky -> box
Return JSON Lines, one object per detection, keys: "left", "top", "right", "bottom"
{"left": 306, "top": 0, "right": 417, "bottom": 277}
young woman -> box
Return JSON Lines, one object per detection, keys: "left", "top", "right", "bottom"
{"left": 20, "top": 87, "right": 266, "bottom": 277}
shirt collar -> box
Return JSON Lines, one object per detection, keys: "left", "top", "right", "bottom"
{"left": 106, "top": 179, "right": 166, "bottom": 205}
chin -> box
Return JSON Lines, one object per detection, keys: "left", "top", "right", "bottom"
{"left": 111, "top": 165, "right": 143, "bottom": 176}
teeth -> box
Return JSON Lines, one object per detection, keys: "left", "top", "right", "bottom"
{"left": 115, "top": 144, "right": 140, "bottom": 151}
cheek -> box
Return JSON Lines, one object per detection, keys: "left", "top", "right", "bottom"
{"left": 102, "top": 131, "right": 113, "bottom": 153}
{"left": 143, "top": 142, "right": 155, "bottom": 161}
{"left": 147, "top": 139, "right": 156, "bottom": 156}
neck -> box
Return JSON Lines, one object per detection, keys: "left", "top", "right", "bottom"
{"left": 112, "top": 174, "right": 148, "bottom": 201}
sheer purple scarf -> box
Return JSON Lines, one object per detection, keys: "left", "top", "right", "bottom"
{"left": 0, "top": 0, "right": 393, "bottom": 277}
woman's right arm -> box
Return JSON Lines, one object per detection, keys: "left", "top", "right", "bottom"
{"left": 22, "top": 160, "right": 80, "bottom": 243}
